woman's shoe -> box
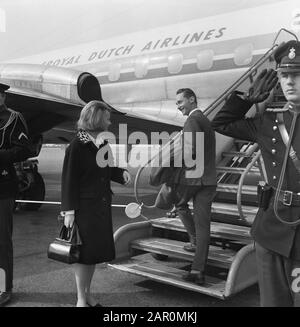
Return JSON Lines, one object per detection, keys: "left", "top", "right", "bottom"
{"left": 87, "top": 302, "right": 103, "bottom": 307}
{"left": 0, "top": 291, "right": 12, "bottom": 307}
{"left": 183, "top": 242, "right": 196, "bottom": 252}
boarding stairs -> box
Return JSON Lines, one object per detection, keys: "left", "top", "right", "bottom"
{"left": 109, "top": 29, "right": 297, "bottom": 299}
{"left": 110, "top": 140, "right": 261, "bottom": 299}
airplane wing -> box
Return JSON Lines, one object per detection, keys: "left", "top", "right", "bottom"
{"left": 1, "top": 63, "right": 181, "bottom": 144}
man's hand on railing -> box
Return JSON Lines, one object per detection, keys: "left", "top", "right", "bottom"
{"left": 245, "top": 68, "right": 278, "bottom": 103}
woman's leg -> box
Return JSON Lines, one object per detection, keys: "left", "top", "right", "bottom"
{"left": 73, "top": 263, "right": 90, "bottom": 307}
{"left": 85, "top": 264, "right": 98, "bottom": 305}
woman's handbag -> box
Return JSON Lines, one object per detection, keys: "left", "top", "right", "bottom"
{"left": 47, "top": 223, "right": 82, "bottom": 264}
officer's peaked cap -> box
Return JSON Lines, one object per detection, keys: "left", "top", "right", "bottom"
{"left": 274, "top": 40, "right": 300, "bottom": 73}
{"left": 0, "top": 83, "right": 10, "bottom": 93}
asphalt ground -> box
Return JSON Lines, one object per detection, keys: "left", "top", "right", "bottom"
{"left": 6, "top": 146, "right": 260, "bottom": 307}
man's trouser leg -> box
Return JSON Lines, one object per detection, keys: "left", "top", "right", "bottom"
{"left": 191, "top": 185, "right": 216, "bottom": 272}
{"left": 174, "top": 186, "right": 198, "bottom": 245}
{"left": 0, "top": 198, "right": 14, "bottom": 292}
{"left": 174, "top": 185, "right": 215, "bottom": 272}
{"left": 255, "top": 242, "right": 300, "bottom": 307}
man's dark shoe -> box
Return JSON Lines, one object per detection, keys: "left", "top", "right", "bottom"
{"left": 182, "top": 271, "right": 205, "bottom": 285}
{"left": 0, "top": 291, "right": 12, "bottom": 307}
{"left": 183, "top": 242, "right": 196, "bottom": 252}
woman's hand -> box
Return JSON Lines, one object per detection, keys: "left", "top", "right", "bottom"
{"left": 123, "top": 170, "right": 131, "bottom": 185}
{"left": 64, "top": 213, "right": 75, "bottom": 228}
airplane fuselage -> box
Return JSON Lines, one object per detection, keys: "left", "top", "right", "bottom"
{"left": 5, "top": 0, "right": 300, "bottom": 129}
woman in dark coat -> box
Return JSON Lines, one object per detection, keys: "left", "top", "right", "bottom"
{"left": 61, "top": 100, "right": 131, "bottom": 307}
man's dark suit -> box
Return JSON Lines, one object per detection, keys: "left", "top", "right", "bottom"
{"left": 172, "top": 108, "right": 216, "bottom": 272}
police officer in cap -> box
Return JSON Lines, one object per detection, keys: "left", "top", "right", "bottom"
{"left": 0, "top": 83, "right": 33, "bottom": 306}
{"left": 212, "top": 40, "right": 300, "bottom": 306}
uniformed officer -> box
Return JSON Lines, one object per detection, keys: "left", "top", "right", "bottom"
{"left": 212, "top": 40, "right": 300, "bottom": 306}
{"left": 0, "top": 83, "right": 33, "bottom": 306}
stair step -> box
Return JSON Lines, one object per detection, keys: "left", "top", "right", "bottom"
{"left": 222, "top": 151, "right": 255, "bottom": 158}
{"left": 109, "top": 258, "right": 227, "bottom": 299}
{"left": 216, "top": 184, "right": 257, "bottom": 195}
{"left": 216, "top": 166, "right": 260, "bottom": 175}
{"left": 131, "top": 237, "right": 236, "bottom": 269}
{"left": 211, "top": 202, "right": 257, "bottom": 223}
{"left": 151, "top": 218, "right": 252, "bottom": 244}
{"left": 184, "top": 202, "right": 257, "bottom": 225}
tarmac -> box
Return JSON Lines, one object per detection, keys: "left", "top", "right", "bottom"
{"left": 6, "top": 146, "right": 260, "bottom": 307}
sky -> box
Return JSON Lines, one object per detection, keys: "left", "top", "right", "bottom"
{"left": 0, "top": 0, "right": 282, "bottom": 61}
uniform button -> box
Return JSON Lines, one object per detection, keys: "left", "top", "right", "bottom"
{"left": 272, "top": 149, "right": 277, "bottom": 154}
{"left": 272, "top": 162, "right": 277, "bottom": 167}
{"left": 275, "top": 119, "right": 279, "bottom": 123}
{"left": 273, "top": 175, "right": 277, "bottom": 180}
{"left": 272, "top": 138, "right": 277, "bottom": 144}
{"left": 273, "top": 126, "right": 278, "bottom": 131}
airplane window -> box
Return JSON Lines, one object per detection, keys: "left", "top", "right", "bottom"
{"left": 234, "top": 43, "right": 254, "bottom": 66}
{"left": 108, "top": 63, "right": 121, "bottom": 82}
{"left": 196, "top": 50, "right": 214, "bottom": 70}
{"left": 168, "top": 53, "right": 183, "bottom": 74}
{"left": 135, "top": 56, "right": 149, "bottom": 78}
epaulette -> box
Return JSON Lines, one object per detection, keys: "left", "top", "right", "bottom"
{"left": 7, "top": 108, "right": 28, "bottom": 133}
{"left": 265, "top": 107, "right": 289, "bottom": 113}
{"left": 0, "top": 108, "right": 17, "bottom": 131}
{"left": 265, "top": 102, "right": 290, "bottom": 113}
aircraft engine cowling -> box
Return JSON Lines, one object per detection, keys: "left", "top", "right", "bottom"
{"left": 0, "top": 63, "right": 102, "bottom": 104}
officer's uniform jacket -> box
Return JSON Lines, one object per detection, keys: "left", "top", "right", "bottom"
{"left": 0, "top": 105, "right": 32, "bottom": 199}
{"left": 212, "top": 92, "right": 300, "bottom": 259}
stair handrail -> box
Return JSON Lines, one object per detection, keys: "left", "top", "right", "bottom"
{"left": 132, "top": 28, "right": 297, "bottom": 214}
{"left": 203, "top": 45, "right": 278, "bottom": 117}
{"left": 134, "top": 130, "right": 182, "bottom": 208}
{"left": 236, "top": 148, "right": 262, "bottom": 223}
{"left": 132, "top": 44, "right": 276, "bottom": 211}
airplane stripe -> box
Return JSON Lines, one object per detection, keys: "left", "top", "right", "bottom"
{"left": 96, "top": 54, "right": 266, "bottom": 85}
{"left": 73, "top": 32, "right": 275, "bottom": 74}
{"left": 95, "top": 49, "right": 268, "bottom": 77}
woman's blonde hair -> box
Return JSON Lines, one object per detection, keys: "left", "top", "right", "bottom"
{"left": 77, "top": 100, "right": 111, "bottom": 132}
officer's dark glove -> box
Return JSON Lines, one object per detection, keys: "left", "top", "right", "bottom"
{"left": 245, "top": 68, "right": 278, "bottom": 103}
